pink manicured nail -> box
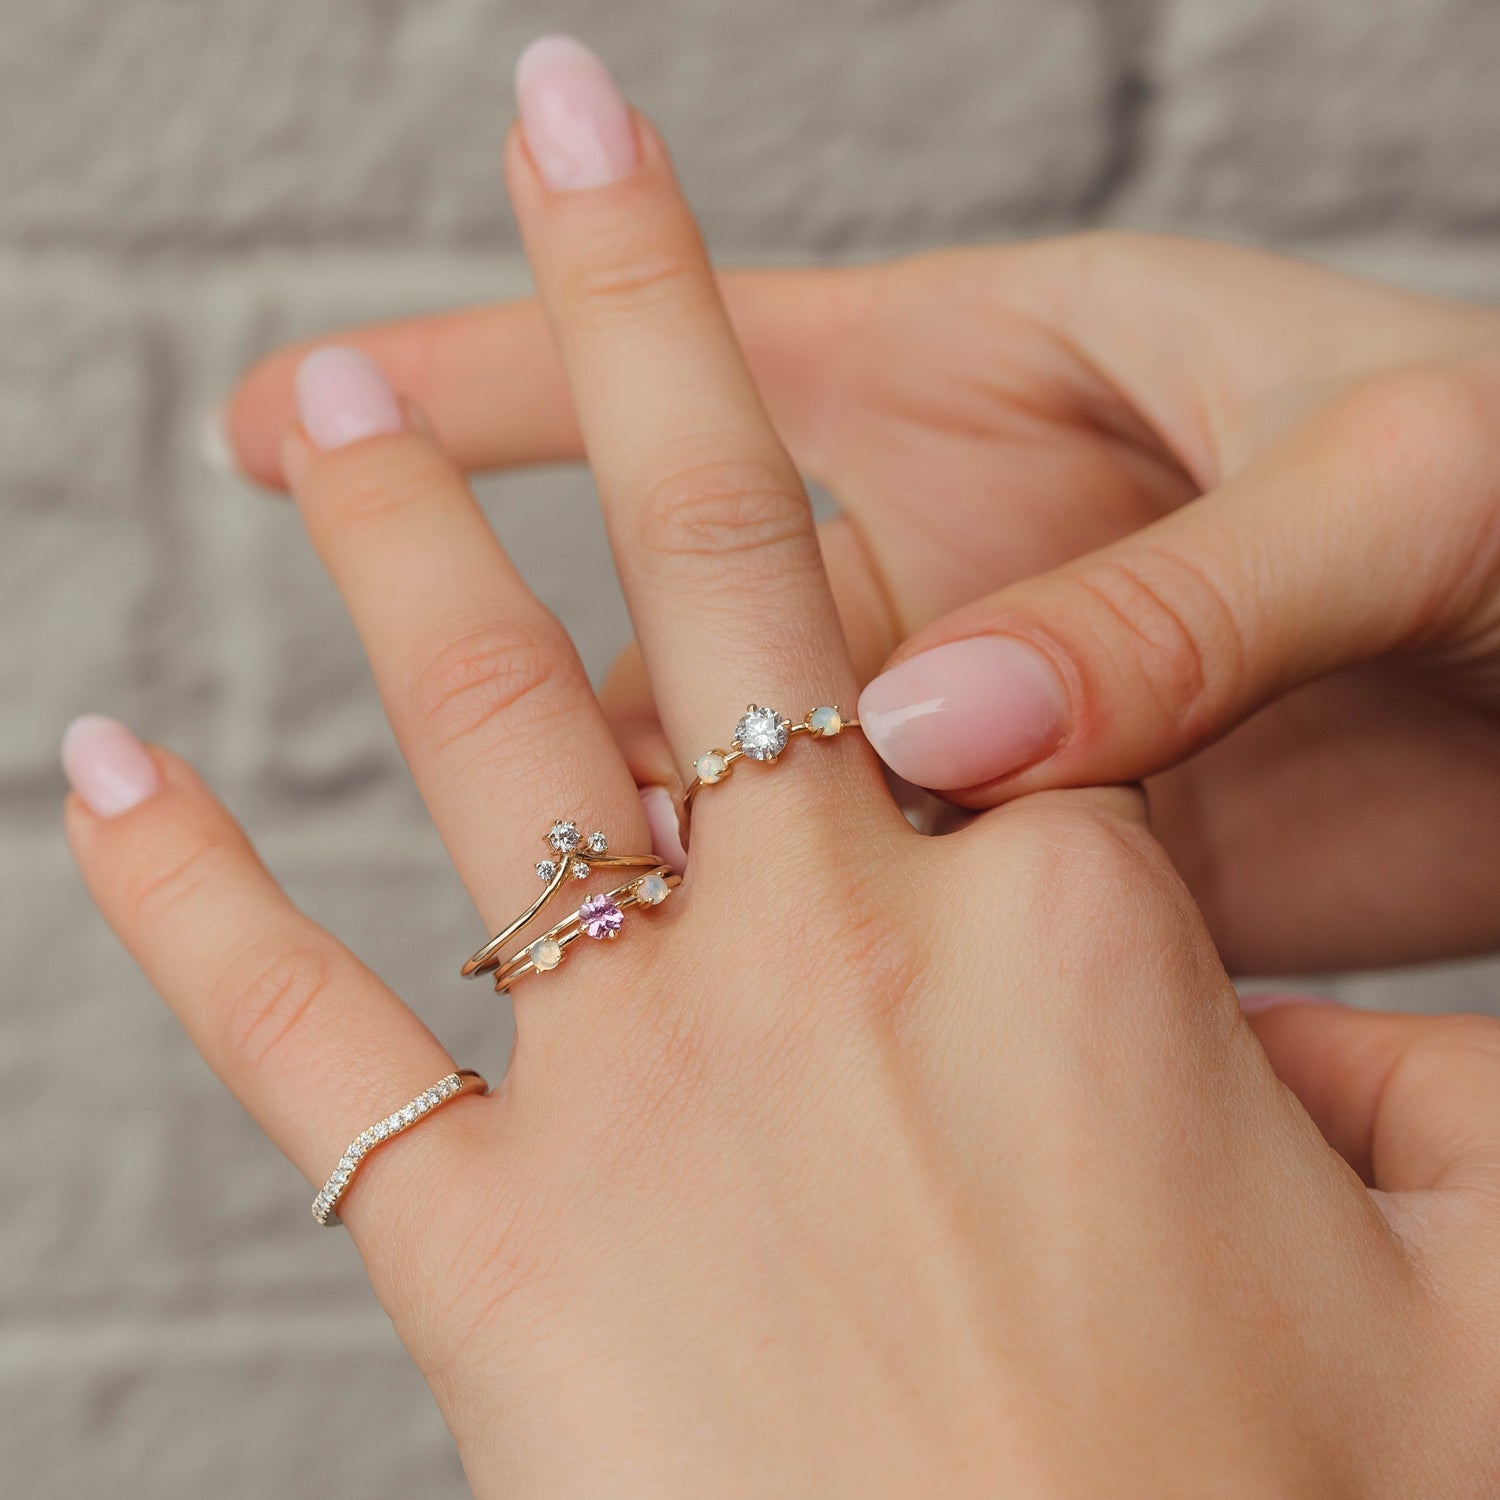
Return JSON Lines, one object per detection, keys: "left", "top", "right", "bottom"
{"left": 293, "top": 346, "right": 404, "bottom": 452}
{"left": 639, "top": 785, "right": 687, "bottom": 871}
{"left": 858, "top": 637, "right": 1067, "bottom": 791}
{"left": 1238, "top": 990, "right": 1345, "bottom": 1014}
{"left": 61, "top": 715, "right": 160, "bottom": 818}
{"left": 515, "top": 36, "right": 637, "bottom": 191}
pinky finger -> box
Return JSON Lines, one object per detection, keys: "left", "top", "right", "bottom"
{"left": 61, "top": 716, "right": 478, "bottom": 1230}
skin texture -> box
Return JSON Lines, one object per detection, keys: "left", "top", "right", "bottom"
{"left": 227, "top": 238, "right": 1500, "bottom": 978}
{"left": 71, "top": 48, "right": 1500, "bottom": 1498}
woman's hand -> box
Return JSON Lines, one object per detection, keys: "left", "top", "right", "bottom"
{"left": 69, "top": 38, "right": 1499, "bottom": 1495}
{"left": 223, "top": 219, "right": 1500, "bottom": 977}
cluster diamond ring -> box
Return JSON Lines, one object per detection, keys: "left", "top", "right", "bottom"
{"left": 312, "top": 1069, "right": 488, "bottom": 1227}
{"left": 491, "top": 867, "right": 679, "bottom": 993}
{"left": 682, "top": 703, "right": 861, "bottom": 819}
{"left": 461, "top": 819, "right": 662, "bottom": 979}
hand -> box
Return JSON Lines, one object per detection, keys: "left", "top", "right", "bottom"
{"left": 69, "top": 40, "right": 1500, "bottom": 1495}
{"left": 223, "top": 228, "right": 1500, "bottom": 976}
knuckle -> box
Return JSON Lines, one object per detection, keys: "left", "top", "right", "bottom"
{"left": 635, "top": 458, "right": 819, "bottom": 586}
{"left": 211, "top": 942, "right": 341, "bottom": 1072}
{"left": 403, "top": 622, "right": 572, "bottom": 758}
{"left": 565, "top": 234, "right": 703, "bottom": 320}
{"left": 1071, "top": 540, "right": 1247, "bottom": 732}
{"left": 118, "top": 825, "right": 239, "bottom": 929}
{"left": 1330, "top": 366, "right": 1496, "bottom": 478}
{"left": 309, "top": 441, "right": 442, "bottom": 531}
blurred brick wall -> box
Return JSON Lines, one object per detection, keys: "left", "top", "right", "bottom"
{"left": 4, "top": 3, "right": 1498, "bottom": 1495}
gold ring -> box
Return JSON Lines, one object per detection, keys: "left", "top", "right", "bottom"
{"left": 461, "top": 819, "right": 661, "bottom": 978}
{"left": 312, "top": 1069, "right": 488, "bottom": 1227}
{"left": 683, "top": 704, "right": 862, "bottom": 819}
{"left": 492, "top": 867, "right": 679, "bottom": 993}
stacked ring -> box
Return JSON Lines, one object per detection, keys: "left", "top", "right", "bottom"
{"left": 491, "top": 867, "right": 679, "bottom": 993}
{"left": 683, "top": 703, "right": 861, "bottom": 817}
{"left": 462, "top": 818, "right": 662, "bottom": 978}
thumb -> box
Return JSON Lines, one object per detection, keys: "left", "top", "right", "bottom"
{"left": 857, "top": 364, "right": 1500, "bottom": 797}
{"left": 1242, "top": 994, "right": 1500, "bottom": 1197}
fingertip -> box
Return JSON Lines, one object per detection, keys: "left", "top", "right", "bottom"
{"left": 61, "top": 714, "right": 162, "bottom": 820}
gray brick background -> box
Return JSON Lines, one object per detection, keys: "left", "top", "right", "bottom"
{"left": 4, "top": 2, "right": 1499, "bottom": 1495}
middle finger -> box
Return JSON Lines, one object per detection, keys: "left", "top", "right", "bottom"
{"left": 506, "top": 38, "right": 863, "bottom": 771}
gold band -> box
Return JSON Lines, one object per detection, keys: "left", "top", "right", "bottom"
{"left": 462, "top": 819, "right": 661, "bottom": 978}
{"left": 683, "top": 703, "right": 862, "bottom": 819}
{"left": 492, "top": 867, "right": 679, "bottom": 993}
{"left": 312, "top": 1069, "right": 487, "bottom": 1227}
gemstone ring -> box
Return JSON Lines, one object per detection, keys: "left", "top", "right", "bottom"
{"left": 312, "top": 1069, "right": 489, "bottom": 1227}
{"left": 461, "top": 819, "right": 663, "bottom": 979}
{"left": 490, "top": 867, "right": 679, "bottom": 993}
{"left": 682, "top": 703, "right": 862, "bottom": 820}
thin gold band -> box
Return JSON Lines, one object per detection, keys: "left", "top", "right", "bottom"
{"left": 683, "top": 703, "right": 862, "bottom": 817}
{"left": 312, "top": 1069, "right": 487, "bottom": 1227}
{"left": 492, "top": 867, "right": 679, "bottom": 993}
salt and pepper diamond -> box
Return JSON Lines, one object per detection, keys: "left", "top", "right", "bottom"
{"left": 734, "top": 704, "right": 790, "bottom": 761}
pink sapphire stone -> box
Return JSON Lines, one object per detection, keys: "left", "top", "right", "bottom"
{"left": 580, "top": 893, "right": 624, "bottom": 940}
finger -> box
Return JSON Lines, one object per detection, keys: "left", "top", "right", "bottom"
{"left": 856, "top": 359, "right": 1500, "bottom": 800}
{"left": 222, "top": 269, "right": 861, "bottom": 491}
{"left": 282, "top": 345, "right": 645, "bottom": 927}
{"left": 505, "top": 38, "right": 866, "bottom": 773}
{"left": 1243, "top": 994, "right": 1500, "bottom": 1196}
{"left": 61, "top": 719, "right": 474, "bottom": 1229}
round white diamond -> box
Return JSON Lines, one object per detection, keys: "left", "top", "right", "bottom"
{"left": 571, "top": 858, "right": 590, "bottom": 880}
{"left": 530, "top": 936, "right": 563, "bottom": 971}
{"left": 547, "top": 820, "right": 581, "bottom": 853}
{"left": 639, "top": 873, "right": 671, "bottom": 906}
{"left": 695, "top": 751, "right": 729, "bottom": 784}
{"left": 807, "top": 705, "right": 842, "bottom": 737}
{"left": 735, "top": 706, "right": 788, "bottom": 761}
{"left": 536, "top": 859, "right": 558, "bottom": 883}
{"left": 424, "top": 1090, "right": 442, "bottom": 1108}
{"left": 585, "top": 830, "right": 608, "bottom": 855}
{"left": 401, "top": 1104, "right": 419, "bottom": 1124}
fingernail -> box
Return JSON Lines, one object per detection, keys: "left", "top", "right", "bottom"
{"left": 858, "top": 637, "right": 1067, "bottom": 791}
{"left": 293, "top": 346, "right": 404, "bottom": 452}
{"left": 1238, "top": 990, "right": 1345, "bottom": 1014}
{"left": 197, "top": 398, "right": 237, "bottom": 476}
{"left": 639, "top": 785, "right": 687, "bottom": 871}
{"left": 515, "top": 36, "right": 637, "bottom": 191}
{"left": 61, "top": 715, "right": 160, "bottom": 818}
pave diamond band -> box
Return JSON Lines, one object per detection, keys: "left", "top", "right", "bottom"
{"left": 461, "top": 820, "right": 662, "bottom": 979}
{"left": 312, "top": 1069, "right": 488, "bottom": 1227}
{"left": 683, "top": 703, "right": 862, "bottom": 822}
{"left": 491, "top": 867, "right": 679, "bottom": 993}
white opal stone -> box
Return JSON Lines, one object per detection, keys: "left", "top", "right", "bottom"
{"left": 530, "top": 936, "right": 564, "bottom": 971}
{"left": 639, "top": 873, "right": 671, "bottom": 905}
{"left": 807, "top": 705, "right": 842, "bottom": 737}
{"left": 696, "top": 751, "right": 729, "bottom": 783}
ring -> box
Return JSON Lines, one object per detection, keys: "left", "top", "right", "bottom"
{"left": 491, "top": 867, "right": 679, "bottom": 993}
{"left": 683, "top": 703, "right": 861, "bottom": 816}
{"left": 461, "top": 819, "right": 662, "bottom": 978}
{"left": 312, "top": 1069, "right": 488, "bottom": 1227}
